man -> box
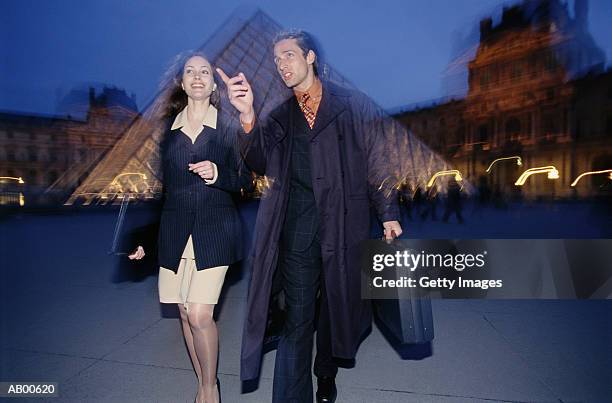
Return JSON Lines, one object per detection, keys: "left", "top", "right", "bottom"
{"left": 218, "top": 30, "right": 402, "bottom": 403}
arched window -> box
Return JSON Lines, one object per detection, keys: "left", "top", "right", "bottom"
{"left": 478, "top": 124, "right": 489, "bottom": 143}
{"left": 505, "top": 117, "right": 521, "bottom": 142}
{"left": 455, "top": 120, "right": 466, "bottom": 146}
{"left": 510, "top": 61, "right": 522, "bottom": 80}
{"left": 542, "top": 114, "right": 559, "bottom": 138}
{"left": 480, "top": 68, "right": 491, "bottom": 89}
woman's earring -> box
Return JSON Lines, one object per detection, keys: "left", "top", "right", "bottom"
{"left": 213, "top": 83, "right": 218, "bottom": 91}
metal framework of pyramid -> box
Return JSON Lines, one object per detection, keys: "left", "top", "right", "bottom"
{"left": 67, "top": 8, "right": 457, "bottom": 205}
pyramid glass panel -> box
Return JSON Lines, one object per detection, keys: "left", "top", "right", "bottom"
{"left": 67, "top": 8, "right": 457, "bottom": 206}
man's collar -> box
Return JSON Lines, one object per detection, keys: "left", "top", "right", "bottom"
{"left": 293, "top": 78, "right": 323, "bottom": 100}
{"left": 171, "top": 105, "right": 218, "bottom": 131}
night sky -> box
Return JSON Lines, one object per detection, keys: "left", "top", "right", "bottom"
{"left": 1, "top": 0, "right": 611, "bottom": 116}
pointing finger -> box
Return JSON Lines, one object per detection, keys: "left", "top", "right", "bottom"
{"left": 215, "top": 68, "right": 230, "bottom": 84}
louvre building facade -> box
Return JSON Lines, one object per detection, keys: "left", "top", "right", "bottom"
{"left": 394, "top": 0, "right": 611, "bottom": 199}
{"left": 0, "top": 87, "right": 138, "bottom": 205}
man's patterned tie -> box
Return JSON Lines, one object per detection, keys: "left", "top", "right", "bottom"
{"left": 298, "top": 93, "right": 316, "bottom": 129}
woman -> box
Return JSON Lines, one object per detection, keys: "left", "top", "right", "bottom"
{"left": 129, "top": 51, "right": 248, "bottom": 403}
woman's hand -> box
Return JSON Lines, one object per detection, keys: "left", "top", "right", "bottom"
{"left": 128, "top": 246, "right": 145, "bottom": 260}
{"left": 216, "top": 68, "right": 255, "bottom": 124}
{"left": 188, "top": 160, "right": 216, "bottom": 181}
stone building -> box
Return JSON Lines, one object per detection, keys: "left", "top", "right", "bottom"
{"left": 394, "top": 0, "right": 611, "bottom": 199}
{"left": 0, "top": 87, "right": 138, "bottom": 205}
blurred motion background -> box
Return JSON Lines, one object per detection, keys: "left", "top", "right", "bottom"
{"left": 0, "top": 0, "right": 610, "bottom": 235}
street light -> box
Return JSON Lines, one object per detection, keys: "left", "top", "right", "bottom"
{"left": 514, "top": 166, "right": 560, "bottom": 186}
{"left": 0, "top": 176, "right": 25, "bottom": 184}
{"left": 426, "top": 170, "right": 463, "bottom": 188}
{"left": 485, "top": 156, "right": 522, "bottom": 173}
{"left": 570, "top": 169, "right": 612, "bottom": 187}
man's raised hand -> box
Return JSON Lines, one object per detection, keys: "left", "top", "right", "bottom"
{"left": 216, "top": 68, "right": 255, "bottom": 124}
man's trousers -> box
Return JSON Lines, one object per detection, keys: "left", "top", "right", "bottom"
{"left": 272, "top": 238, "right": 338, "bottom": 403}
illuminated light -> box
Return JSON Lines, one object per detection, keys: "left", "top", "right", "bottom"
{"left": 0, "top": 176, "right": 25, "bottom": 184}
{"left": 426, "top": 170, "right": 463, "bottom": 188}
{"left": 111, "top": 172, "right": 147, "bottom": 182}
{"left": 514, "top": 166, "right": 559, "bottom": 186}
{"left": 485, "top": 156, "right": 522, "bottom": 173}
{"left": 377, "top": 176, "right": 391, "bottom": 192}
{"left": 19, "top": 193, "right": 24, "bottom": 207}
{"left": 105, "top": 172, "right": 151, "bottom": 197}
{"left": 258, "top": 176, "right": 273, "bottom": 191}
{"left": 570, "top": 169, "right": 612, "bottom": 187}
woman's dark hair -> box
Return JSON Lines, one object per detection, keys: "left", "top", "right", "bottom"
{"left": 272, "top": 29, "right": 322, "bottom": 77}
{"left": 160, "top": 50, "right": 220, "bottom": 118}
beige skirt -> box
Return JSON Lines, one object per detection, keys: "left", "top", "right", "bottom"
{"left": 158, "top": 235, "right": 228, "bottom": 305}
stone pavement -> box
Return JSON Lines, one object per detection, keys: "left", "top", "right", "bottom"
{"left": 0, "top": 207, "right": 609, "bottom": 402}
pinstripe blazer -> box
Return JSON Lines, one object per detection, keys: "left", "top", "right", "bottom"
{"left": 157, "top": 110, "right": 249, "bottom": 271}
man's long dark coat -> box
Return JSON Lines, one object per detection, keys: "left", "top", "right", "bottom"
{"left": 238, "top": 81, "right": 400, "bottom": 381}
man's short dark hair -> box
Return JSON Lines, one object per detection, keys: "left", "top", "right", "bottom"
{"left": 272, "top": 29, "right": 321, "bottom": 76}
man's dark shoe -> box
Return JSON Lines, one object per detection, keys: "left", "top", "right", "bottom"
{"left": 316, "top": 376, "right": 337, "bottom": 403}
